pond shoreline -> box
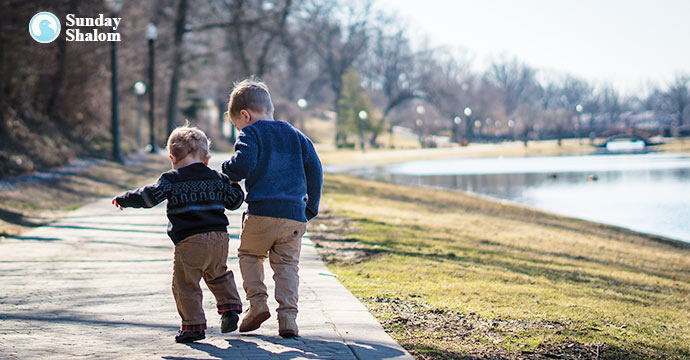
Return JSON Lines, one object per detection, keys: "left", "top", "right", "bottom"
{"left": 324, "top": 152, "right": 690, "bottom": 248}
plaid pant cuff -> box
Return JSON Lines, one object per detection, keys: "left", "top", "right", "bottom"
{"left": 181, "top": 323, "right": 207, "bottom": 332}
{"left": 217, "top": 303, "right": 243, "bottom": 314}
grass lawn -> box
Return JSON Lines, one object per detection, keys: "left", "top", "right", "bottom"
{"left": 309, "top": 173, "right": 690, "bottom": 359}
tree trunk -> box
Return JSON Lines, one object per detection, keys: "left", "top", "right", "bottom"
{"left": 166, "top": 0, "right": 189, "bottom": 137}
{"left": 334, "top": 97, "right": 342, "bottom": 146}
{"left": 46, "top": 25, "right": 70, "bottom": 118}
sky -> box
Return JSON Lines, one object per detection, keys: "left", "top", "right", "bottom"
{"left": 376, "top": 0, "right": 690, "bottom": 96}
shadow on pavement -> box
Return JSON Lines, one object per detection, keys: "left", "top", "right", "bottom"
{"left": 0, "top": 235, "right": 62, "bottom": 241}
{"left": 0, "top": 259, "right": 170, "bottom": 263}
{"left": 42, "top": 224, "right": 165, "bottom": 234}
{"left": 0, "top": 208, "right": 46, "bottom": 227}
{"left": 162, "top": 334, "right": 406, "bottom": 360}
{"left": 0, "top": 312, "right": 178, "bottom": 330}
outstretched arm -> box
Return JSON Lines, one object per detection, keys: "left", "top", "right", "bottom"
{"left": 113, "top": 176, "right": 170, "bottom": 209}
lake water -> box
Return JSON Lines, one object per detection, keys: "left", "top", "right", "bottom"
{"left": 328, "top": 153, "right": 690, "bottom": 243}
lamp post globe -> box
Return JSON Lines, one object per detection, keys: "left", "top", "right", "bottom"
{"left": 134, "top": 81, "right": 146, "bottom": 96}
{"left": 146, "top": 23, "right": 158, "bottom": 41}
{"left": 104, "top": 0, "right": 123, "bottom": 13}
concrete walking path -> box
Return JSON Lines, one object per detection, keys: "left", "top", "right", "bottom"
{"left": 0, "top": 195, "right": 412, "bottom": 359}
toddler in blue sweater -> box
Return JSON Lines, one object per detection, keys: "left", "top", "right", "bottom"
{"left": 222, "top": 78, "right": 322, "bottom": 337}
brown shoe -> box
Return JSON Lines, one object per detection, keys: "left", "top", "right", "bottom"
{"left": 278, "top": 316, "right": 298, "bottom": 338}
{"left": 239, "top": 303, "right": 270, "bottom": 332}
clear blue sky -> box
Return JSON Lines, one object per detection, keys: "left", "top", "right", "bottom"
{"left": 377, "top": 0, "right": 690, "bottom": 95}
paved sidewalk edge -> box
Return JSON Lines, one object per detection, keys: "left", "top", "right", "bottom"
{"left": 301, "top": 238, "right": 414, "bottom": 359}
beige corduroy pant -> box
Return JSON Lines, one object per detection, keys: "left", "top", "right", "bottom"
{"left": 238, "top": 213, "right": 307, "bottom": 319}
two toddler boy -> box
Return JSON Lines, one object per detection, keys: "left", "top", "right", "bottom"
{"left": 113, "top": 79, "right": 322, "bottom": 342}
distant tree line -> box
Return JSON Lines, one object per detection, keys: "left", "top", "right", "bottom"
{"left": 1, "top": 0, "right": 689, "bottom": 175}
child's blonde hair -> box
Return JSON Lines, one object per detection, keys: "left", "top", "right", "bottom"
{"left": 166, "top": 121, "right": 211, "bottom": 161}
{"left": 227, "top": 77, "right": 274, "bottom": 117}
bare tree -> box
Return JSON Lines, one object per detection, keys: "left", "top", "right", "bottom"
{"left": 304, "top": 0, "right": 371, "bottom": 145}
{"left": 663, "top": 74, "right": 690, "bottom": 130}
{"left": 189, "top": 0, "right": 295, "bottom": 78}
{"left": 485, "top": 57, "right": 538, "bottom": 118}
{"left": 598, "top": 85, "right": 623, "bottom": 130}
{"left": 361, "top": 14, "right": 424, "bottom": 146}
{"left": 166, "top": 0, "right": 189, "bottom": 136}
{"left": 538, "top": 75, "right": 592, "bottom": 144}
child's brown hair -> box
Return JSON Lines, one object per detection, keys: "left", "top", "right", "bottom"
{"left": 166, "top": 121, "right": 210, "bottom": 161}
{"left": 227, "top": 77, "right": 274, "bottom": 117}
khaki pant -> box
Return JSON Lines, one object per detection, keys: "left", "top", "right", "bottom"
{"left": 172, "top": 231, "right": 242, "bottom": 331}
{"left": 238, "top": 213, "right": 307, "bottom": 319}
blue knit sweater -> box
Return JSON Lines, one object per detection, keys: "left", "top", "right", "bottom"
{"left": 222, "top": 120, "right": 323, "bottom": 222}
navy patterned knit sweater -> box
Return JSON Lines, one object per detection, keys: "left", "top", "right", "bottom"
{"left": 222, "top": 120, "right": 322, "bottom": 222}
{"left": 115, "top": 162, "right": 244, "bottom": 244}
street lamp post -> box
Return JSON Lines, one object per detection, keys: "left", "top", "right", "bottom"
{"left": 134, "top": 81, "right": 147, "bottom": 149}
{"left": 575, "top": 104, "right": 583, "bottom": 144}
{"left": 464, "top": 107, "right": 472, "bottom": 143}
{"left": 508, "top": 119, "right": 515, "bottom": 141}
{"left": 358, "top": 110, "right": 368, "bottom": 152}
{"left": 415, "top": 119, "right": 424, "bottom": 147}
{"left": 453, "top": 116, "right": 462, "bottom": 144}
{"left": 297, "top": 98, "right": 308, "bottom": 132}
{"left": 146, "top": 23, "right": 158, "bottom": 153}
{"left": 416, "top": 105, "right": 425, "bottom": 147}
{"left": 105, "top": 0, "right": 123, "bottom": 163}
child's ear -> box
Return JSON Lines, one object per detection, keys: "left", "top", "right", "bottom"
{"left": 169, "top": 154, "right": 176, "bottom": 164}
{"left": 203, "top": 155, "right": 210, "bottom": 166}
{"left": 240, "top": 109, "right": 251, "bottom": 122}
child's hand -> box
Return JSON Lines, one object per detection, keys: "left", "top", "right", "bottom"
{"left": 111, "top": 197, "right": 124, "bottom": 211}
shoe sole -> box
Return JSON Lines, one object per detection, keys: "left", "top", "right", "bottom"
{"left": 279, "top": 329, "right": 298, "bottom": 338}
{"left": 175, "top": 334, "right": 205, "bottom": 343}
{"left": 239, "top": 311, "right": 270, "bottom": 332}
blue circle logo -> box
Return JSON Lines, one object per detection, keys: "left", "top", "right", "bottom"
{"left": 29, "top": 12, "right": 61, "bottom": 43}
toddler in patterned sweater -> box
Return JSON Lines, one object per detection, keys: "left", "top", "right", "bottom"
{"left": 112, "top": 124, "right": 244, "bottom": 343}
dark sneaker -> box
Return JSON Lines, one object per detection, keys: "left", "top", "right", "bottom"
{"left": 175, "top": 330, "right": 205, "bottom": 343}
{"left": 220, "top": 310, "right": 239, "bottom": 333}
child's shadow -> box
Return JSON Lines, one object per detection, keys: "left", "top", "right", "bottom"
{"left": 163, "top": 334, "right": 406, "bottom": 360}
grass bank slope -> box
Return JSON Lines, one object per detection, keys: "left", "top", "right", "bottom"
{"left": 310, "top": 174, "right": 690, "bottom": 359}
{"left": 0, "top": 154, "right": 170, "bottom": 237}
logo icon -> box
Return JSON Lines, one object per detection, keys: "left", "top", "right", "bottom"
{"left": 29, "top": 12, "right": 61, "bottom": 43}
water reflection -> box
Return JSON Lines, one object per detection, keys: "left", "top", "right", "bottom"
{"left": 337, "top": 154, "right": 690, "bottom": 243}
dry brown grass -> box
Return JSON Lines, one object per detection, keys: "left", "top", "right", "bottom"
{"left": 310, "top": 174, "right": 690, "bottom": 359}
{"left": 0, "top": 154, "right": 170, "bottom": 238}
